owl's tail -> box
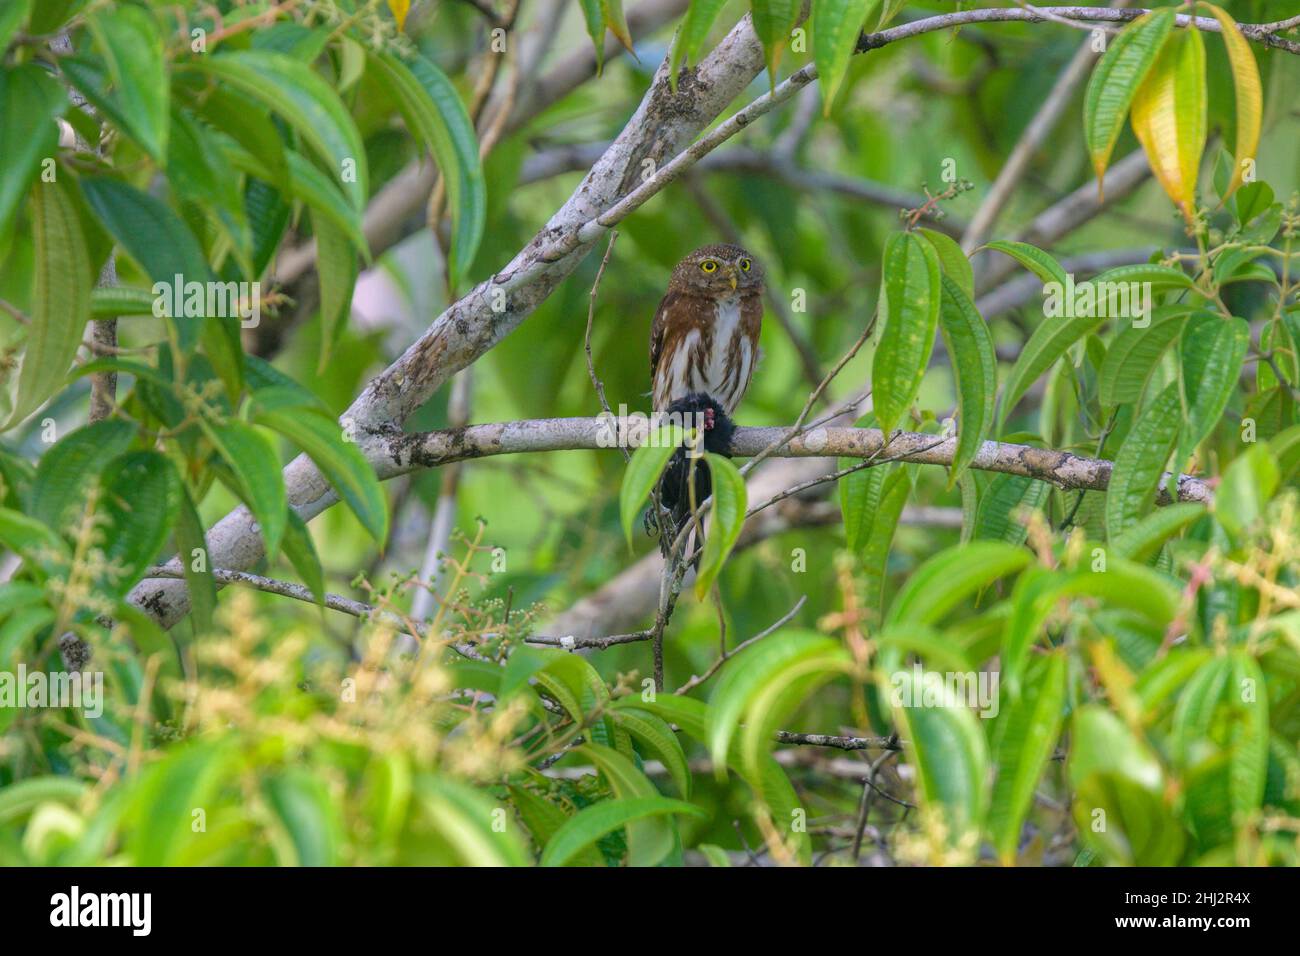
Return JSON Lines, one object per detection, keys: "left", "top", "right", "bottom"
{"left": 651, "top": 393, "right": 736, "bottom": 571}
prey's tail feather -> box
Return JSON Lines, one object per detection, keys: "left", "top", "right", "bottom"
{"left": 652, "top": 393, "right": 735, "bottom": 571}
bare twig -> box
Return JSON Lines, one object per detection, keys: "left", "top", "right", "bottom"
{"left": 675, "top": 595, "right": 808, "bottom": 695}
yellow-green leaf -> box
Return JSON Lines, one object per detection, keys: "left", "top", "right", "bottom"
{"left": 1083, "top": 9, "right": 1176, "bottom": 194}
{"left": 1198, "top": 3, "right": 1261, "bottom": 200}
{"left": 1130, "top": 25, "right": 1207, "bottom": 224}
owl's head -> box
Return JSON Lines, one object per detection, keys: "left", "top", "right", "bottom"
{"left": 669, "top": 244, "right": 764, "bottom": 297}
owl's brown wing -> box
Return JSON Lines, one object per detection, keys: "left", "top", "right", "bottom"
{"left": 649, "top": 289, "right": 681, "bottom": 380}
{"left": 737, "top": 290, "right": 764, "bottom": 398}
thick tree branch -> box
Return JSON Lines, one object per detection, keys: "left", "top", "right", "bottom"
{"left": 371, "top": 417, "right": 1213, "bottom": 505}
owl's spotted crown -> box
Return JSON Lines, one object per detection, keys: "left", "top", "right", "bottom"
{"left": 668, "top": 243, "right": 765, "bottom": 296}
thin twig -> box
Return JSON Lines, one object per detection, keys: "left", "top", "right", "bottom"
{"left": 675, "top": 595, "right": 807, "bottom": 696}
{"left": 583, "top": 231, "right": 627, "bottom": 459}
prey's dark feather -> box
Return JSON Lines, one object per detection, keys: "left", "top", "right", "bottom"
{"left": 649, "top": 392, "right": 735, "bottom": 571}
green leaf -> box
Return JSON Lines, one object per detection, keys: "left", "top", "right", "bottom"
{"left": 707, "top": 630, "right": 841, "bottom": 775}
{"left": 937, "top": 277, "right": 996, "bottom": 485}
{"left": 812, "top": 0, "right": 882, "bottom": 112}
{"left": 4, "top": 178, "right": 90, "bottom": 430}
{"left": 1105, "top": 381, "right": 1182, "bottom": 540}
{"left": 1110, "top": 501, "right": 1205, "bottom": 562}
{"left": 980, "top": 240, "right": 1067, "bottom": 288}
{"left": 577, "top": 743, "right": 677, "bottom": 867}
{"left": 839, "top": 442, "right": 885, "bottom": 554}
{"left": 750, "top": 0, "right": 802, "bottom": 87}
{"left": 0, "top": 604, "right": 55, "bottom": 671}
{"left": 738, "top": 646, "right": 852, "bottom": 781}
{"left": 890, "top": 666, "right": 989, "bottom": 840}
{"left": 693, "top": 453, "right": 747, "bottom": 599}
{"left": 988, "top": 651, "right": 1067, "bottom": 864}
{"left": 183, "top": 51, "right": 368, "bottom": 213}
{"left": 1216, "top": 443, "right": 1278, "bottom": 541}
{"left": 860, "top": 466, "right": 910, "bottom": 614}
{"left": 80, "top": 177, "right": 213, "bottom": 350}
{"left": 1097, "top": 305, "right": 1193, "bottom": 407}
{"left": 264, "top": 769, "right": 342, "bottom": 866}
{"left": 252, "top": 404, "right": 388, "bottom": 545}
{"left": 0, "top": 64, "right": 66, "bottom": 237}
{"left": 625, "top": 695, "right": 811, "bottom": 863}
{"left": 99, "top": 451, "right": 182, "bottom": 599}
{"left": 0, "top": 508, "right": 67, "bottom": 571}
{"left": 32, "top": 419, "right": 136, "bottom": 534}
{"left": 204, "top": 420, "right": 287, "bottom": 558}
{"left": 417, "top": 775, "right": 530, "bottom": 866}
{"left": 1090, "top": 262, "right": 1197, "bottom": 293}
{"left": 1177, "top": 316, "right": 1249, "bottom": 467}
{"left": 540, "top": 797, "right": 705, "bottom": 867}
{"left": 1002, "top": 558, "right": 1179, "bottom": 694}
{"left": 314, "top": 214, "right": 358, "bottom": 372}
{"left": 174, "top": 486, "right": 216, "bottom": 637}
{"left": 219, "top": 141, "right": 368, "bottom": 258}
{"left": 619, "top": 425, "right": 685, "bottom": 548}
{"left": 508, "top": 785, "right": 583, "bottom": 859}
{"left": 0, "top": 776, "right": 87, "bottom": 825}
{"left": 0, "top": 0, "right": 32, "bottom": 55}
{"left": 999, "top": 309, "right": 1107, "bottom": 428}
{"left": 282, "top": 510, "right": 325, "bottom": 607}
{"left": 611, "top": 707, "right": 692, "bottom": 798}
{"left": 670, "top": 0, "right": 730, "bottom": 84}
{"left": 85, "top": 5, "right": 168, "bottom": 161}
{"left": 919, "top": 227, "right": 974, "bottom": 300}
{"left": 976, "top": 473, "right": 1050, "bottom": 545}
{"left": 577, "top": 0, "right": 608, "bottom": 72}
{"left": 1083, "top": 9, "right": 1176, "bottom": 190}
{"left": 1068, "top": 704, "right": 1181, "bottom": 864}
{"left": 872, "top": 231, "right": 941, "bottom": 433}
{"left": 89, "top": 285, "right": 160, "bottom": 319}
{"left": 370, "top": 53, "right": 485, "bottom": 286}
{"left": 29, "top": 0, "right": 86, "bottom": 35}
{"left": 183, "top": 83, "right": 290, "bottom": 189}
{"left": 1172, "top": 651, "right": 1268, "bottom": 821}
{"left": 885, "top": 540, "right": 1030, "bottom": 627}
{"left": 126, "top": 741, "right": 229, "bottom": 865}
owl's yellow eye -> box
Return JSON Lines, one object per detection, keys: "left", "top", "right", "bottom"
{"left": 700, "top": 260, "right": 718, "bottom": 273}
{"left": 739, "top": 258, "right": 751, "bottom": 271}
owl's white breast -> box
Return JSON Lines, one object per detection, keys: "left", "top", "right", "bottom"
{"left": 692, "top": 296, "right": 751, "bottom": 413}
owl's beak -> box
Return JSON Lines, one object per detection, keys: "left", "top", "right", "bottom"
{"left": 726, "top": 267, "right": 738, "bottom": 291}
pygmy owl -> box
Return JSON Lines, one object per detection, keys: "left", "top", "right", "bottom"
{"left": 650, "top": 243, "right": 765, "bottom": 420}
{"left": 648, "top": 244, "right": 764, "bottom": 561}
